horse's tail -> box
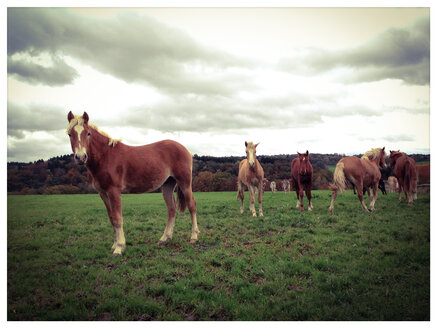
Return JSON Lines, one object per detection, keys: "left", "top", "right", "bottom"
{"left": 330, "top": 162, "right": 347, "bottom": 192}
{"left": 176, "top": 186, "right": 187, "bottom": 213}
{"left": 404, "top": 160, "right": 411, "bottom": 193}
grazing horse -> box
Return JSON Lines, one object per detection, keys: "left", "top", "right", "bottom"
{"left": 237, "top": 142, "right": 264, "bottom": 217}
{"left": 282, "top": 180, "right": 291, "bottom": 193}
{"left": 270, "top": 181, "right": 277, "bottom": 193}
{"left": 329, "top": 147, "right": 386, "bottom": 213}
{"left": 66, "top": 112, "right": 199, "bottom": 256}
{"left": 291, "top": 151, "right": 313, "bottom": 212}
{"left": 389, "top": 150, "right": 417, "bottom": 204}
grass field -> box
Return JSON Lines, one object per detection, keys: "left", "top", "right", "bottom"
{"left": 8, "top": 190, "right": 430, "bottom": 321}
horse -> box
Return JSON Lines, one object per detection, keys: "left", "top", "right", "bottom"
{"left": 389, "top": 150, "right": 417, "bottom": 203}
{"left": 387, "top": 176, "right": 399, "bottom": 193}
{"left": 270, "top": 181, "right": 277, "bottom": 193}
{"left": 357, "top": 167, "right": 391, "bottom": 195}
{"left": 416, "top": 163, "right": 430, "bottom": 185}
{"left": 329, "top": 147, "right": 386, "bottom": 213}
{"left": 262, "top": 178, "right": 270, "bottom": 194}
{"left": 282, "top": 180, "right": 290, "bottom": 193}
{"left": 236, "top": 141, "right": 264, "bottom": 217}
{"left": 291, "top": 151, "right": 313, "bottom": 212}
{"left": 66, "top": 111, "right": 199, "bottom": 256}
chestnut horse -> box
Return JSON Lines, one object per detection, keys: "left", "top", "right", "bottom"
{"left": 329, "top": 147, "right": 386, "bottom": 213}
{"left": 291, "top": 151, "right": 313, "bottom": 212}
{"left": 66, "top": 112, "right": 199, "bottom": 255}
{"left": 389, "top": 150, "right": 417, "bottom": 204}
{"left": 237, "top": 141, "right": 264, "bottom": 217}
{"left": 416, "top": 164, "right": 430, "bottom": 185}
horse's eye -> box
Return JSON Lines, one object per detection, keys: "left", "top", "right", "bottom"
{"left": 68, "top": 133, "right": 71, "bottom": 137}
{"left": 87, "top": 132, "right": 91, "bottom": 136}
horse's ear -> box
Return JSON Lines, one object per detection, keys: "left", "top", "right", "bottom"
{"left": 68, "top": 111, "right": 74, "bottom": 122}
{"left": 306, "top": 150, "right": 309, "bottom": 156}
{"left": 245, "top": 141, "right": 248, "bottom": 147}
{"left": 255, "top": 142, "right": 260, "bottom": 148}
{"left": 83, "top": 112, "right": 89, "bottom": 124}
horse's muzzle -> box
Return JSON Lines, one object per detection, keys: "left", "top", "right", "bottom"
{"left": 74, "top": 153, "right": 88, "bottom": 165}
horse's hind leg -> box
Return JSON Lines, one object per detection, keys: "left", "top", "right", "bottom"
{"left": 184, "top": 187, "right": 199, "bottom": 243}
{"left": 329, "top": 188, "right": 338, "bottom": 214}
{"left": 356, "top": 182, "right": 369, "bottom": 212}
{"left": 369, "top": 184, "right": 378, "bottom": 211}
{"left": 159, "top": 178, "right": 177, "bottom": 244}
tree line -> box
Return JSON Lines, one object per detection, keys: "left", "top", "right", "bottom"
{"left": 7, "top": 153, "right": 430, "bottom": 195}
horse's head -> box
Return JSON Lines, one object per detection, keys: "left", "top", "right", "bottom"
{"left": 297, "top": 151, "right": 311, "bottom": 175}
{"left": 245, "top": 141, "right": 259, "bottom": 169}
{"left": 378, "top": 147, "right": 387, "bottom": 168}
{"left": 389, "top": 150, "right": 402, "bottom": 168}
{"left": 67, "top": 111, "right": 91, "bottom": 165}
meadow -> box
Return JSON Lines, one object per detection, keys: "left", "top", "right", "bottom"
{"left": 8, "top": 190, "right": 430, "bottom": 321}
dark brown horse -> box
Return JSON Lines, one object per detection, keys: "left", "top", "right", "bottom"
{"left": 329, "top": 147, "right": 386, "bottom": 213}
{"left": 237, "top": 141, "right": 264, "bottom": 217}
{"left": 291, "top": 151, "right": 313, "bottom": 212}
{"left": 67, "top": 111, "right": 199, "bottom": 255}
{"left": 389, "top": 150, "right": 418, "bottom": 204}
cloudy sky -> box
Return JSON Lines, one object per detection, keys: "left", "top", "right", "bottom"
{"left": 6, "top": 6, "right": 430, "bottom": 162}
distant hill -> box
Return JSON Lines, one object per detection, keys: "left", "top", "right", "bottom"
{"left": 7, "top": 153, "right": 430, "bottom": 194}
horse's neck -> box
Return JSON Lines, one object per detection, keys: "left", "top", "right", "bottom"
{"left": 87, "top": 130, "right": 112, "bottom": 164}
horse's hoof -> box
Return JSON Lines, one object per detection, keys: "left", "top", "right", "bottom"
{"left": 252, "top": 213, "right": 257, "bottom": 217}
{"left": 308, "top": 208, "right": 312, "bottom": 212}
{"left": 259, "top": 213, "right": 264, "bottom": 217}
{"left": 190, "top": 238, "right": 198, "bottom": 244}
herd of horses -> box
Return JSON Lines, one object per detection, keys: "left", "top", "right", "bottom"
{"left": 66, "top": 112, "right": 429, "bottom": 255}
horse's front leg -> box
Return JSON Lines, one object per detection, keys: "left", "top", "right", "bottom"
{"left": 99, "top": 192, "right": 118, "bottom": 252}
{"left": 107, "top": 188, "right": 126, "bottom": 256}
{"left": 257, "top": 181, "right": 263, "bottom": 217}
{"left": 298, "top": 183, "right": 305, "bottom": 212}
{"left": 248, "top": 185, "right": 257, "bottom": 217}
{"left": 305, "top": 184, "right": 313, "bottom": 211}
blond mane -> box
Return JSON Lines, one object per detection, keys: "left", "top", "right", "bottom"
{"left": 66, "top": 115, "right": 121, "bottom": 147}
{"left": 361, "top": 148, "right": 385, "bottom": 161}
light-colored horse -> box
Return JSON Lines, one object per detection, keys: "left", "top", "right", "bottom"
{"left": 282, "top": 180, "right": 290, "bottom": 193}
{"left": 66, "top": 112, "right": 199, "bottom": 256}
{"left": 387, "top": 176, "right": 399, "bottom": 193}
{"left": 270, "top": 181, "right": 277, "bottom": 193}
{"left": 237, "top": 142, "right": 264, "bottom": 217}
{"left": 329, "top": 147, "right": 386, "bottom": 213}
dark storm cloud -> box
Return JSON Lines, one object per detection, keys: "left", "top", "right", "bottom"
{"left": 8, "top": 101, "right": 66, "bottom": 138}
{"left": 280, "top": 16, "right": 429, "bottom": 85}
{"left": 8, "top": 56, "right": 78, "bottom": 86}
{"left": 7, "top": 8, "right": 256, "bottom": 95}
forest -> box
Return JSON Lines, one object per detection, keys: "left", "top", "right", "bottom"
{"left": 7, "top": 152, "right": 430, "bottom": 195}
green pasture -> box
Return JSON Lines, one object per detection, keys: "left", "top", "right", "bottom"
{"left": 8, "top": 190, "right": 429, "bottom": 320}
